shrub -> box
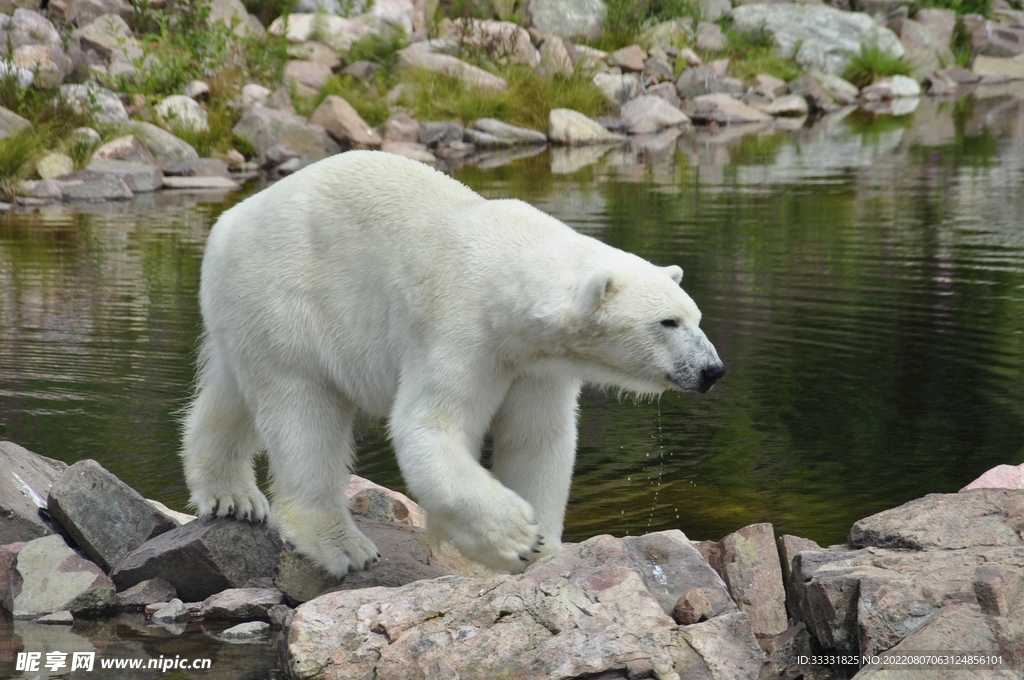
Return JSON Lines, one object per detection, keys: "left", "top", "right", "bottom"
{"left": 842, "top": 42, "right": 914, "bottom": 88}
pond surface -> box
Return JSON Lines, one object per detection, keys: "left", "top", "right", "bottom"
{"left": 2, "top": 88, "right": 1024, "bottom": 675}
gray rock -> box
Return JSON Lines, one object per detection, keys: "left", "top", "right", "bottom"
{"left": 0, "top": 441, "right": 67, "bottom": 545}
{"left": 159, "top": 176, "right": 241, "bottom": 191}
{"left": 963, "top": 14, "right": 1024, "bottom": 57}
{"left": 201, "top": 587, "right": 284, "bottom": 620}
{"left": 339, "top": 59, "right": 379, "bottom": 81}
{"left": 110, "top": 516, "right": 283, "bottom": 602}
{"left": 36, "top": 152, "right": 75, "bottom": 179}
{"left": 60, "top": 171, "right": 134, "bottom": 202}
{"left": 860, "top": 75, "right": 922, "bottom": 100}
{"left": 592, "top": 72, "right": 644, "bottom": 105}
{"left": 93, "top": 135, "right": 159, "bottom": 166}
{"left": 116, "top": 577, "right": 177, "bottom": 610}
{"left": 36, "top": 610, "right": 74, "bottom": 624}
{"left": 973, "top": 54, "right": 1024, "bottom": 80}
{"left": 1, "top": 541, "right": 26, "bottom": 606}
{"left": 0, "top": 106, "right": 31, "bottom": 140}
{"left": 777, "top": 534, "right": 820, "bottom": 619}
{"left": 62, "top": 0, "right": 134, "bottom": 27}
{"left": 10, "top": 9, "right": 61, "bottom": 49}
{"left": 731, "top": 4, "right": 904, "bottom": 75}
{"left": 619, "top": 95, "right": 690, "bottom": 134}
{"left": 850, "top": 490, "right": 1024, "bottom": 551}
{"left": 610, "top": 44, "right": 646, "bottom": 72}
{"left": 283, "top": 59, "right": 333, "bottom": 97}
{"left": 285, "top": 532, "right": 758, "bottom": 680}
{"left": 640, "top": 19, "right": 694, "bottom": 53}
{"left": 151, "top": 597, "right": 188, "bottom": 623}
{"left": 163, "top": 158, "right": 230, "bottom": 178}
{"left": 896, "top": 18, "right": 953, "bottom": 80}
{"left": 421, "top": 121, "right": 465, "bottom": 148}
{"left": 689, "top": 94, "right": 772, "bottom": 125}
{"left": 221, "top": 620, "right": 270, "bottom": 639}
{"left": 915, "top": 8, "right": 957, "bottom": 48}
{"left": 85, "top": 160, "right": 164, "bottom": 193}
{"left": 699, "top": 523, "right": 788, "bottom": 638}
{"left": 787, "top": 73, "right": 840, "bottom": 114}
{"left": 696, "top": 21, "right": 728, "bottom": 53}
{"left": 18, "top": 179, "right": 64, "bottom": 201}
{"left": 675, "top": 59, "right": 730, "bottom": 99}
{"left": 383, "top": 112, "right": 421, "bottom": 143}
{"left": 11, "top": 43, "right": 73, "bottom": 88}
{"left": 3, "top": 535, "right": 116, "bottom": 619}
{"left": 155, "top": 95, "right": 209, "bottom": 133}
{"left": 471, "top": 118, "right": 547, "bottom": 145}
{"left": 757, "top": 93, "right": 810, "bottom": 117}
{"left": 530, "top": 0, "right": 606, "bottom": 41}
{"left": 233, "top": 106, "right": 341, "bottom": 162}
{"left": 700, "top": 0, "right": 731, "bottom": 22}
{"left": 59, "top": 83, "right": 128, "bottom": 123}
{"left": 549, "top": 108, "right": 626, "bottom": 146}
{"left": 129, "top": 122, "right": 200, "bottom": 169}
{"left": 397, "top": 48, "right": 508, "bottom": 91}
{"left": 647, "top": 81, "right": 680, "bottom": 108}
{"left": 74, "top": 13, "right": 142, "bottom": 64}
{"left": 537, "top": 35, "right": 574, "bottom": 78}
{"left": 47, "top": 460, "right": 177, "bottom": 572}
{"left": 310, "top": 95, "right": 383, "bottom": 149}
{"left": 380, "top": 140, "right": 436, "bottom": 165}
{"left": 268, "top": 603, "right": 294, "bottom": 628}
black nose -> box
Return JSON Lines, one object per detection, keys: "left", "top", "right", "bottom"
{"left": 698, "top": 362, "right": 725, "bottom": 393}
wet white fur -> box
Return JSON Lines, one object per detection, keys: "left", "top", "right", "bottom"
{"left": 181, "top": 150, "right": 721, "bottom": 575}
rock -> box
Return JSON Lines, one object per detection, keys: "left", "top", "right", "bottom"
{"left": 155, "top": 95, "right": 210, "bottom": 133}
{"left": 268, "top": 13, "right": 372, "bottom": 52}
{"left": 208, "top": 0, "right": 262, "bottom": 37}
{"left": 241, "top": 83, "right": 273, "bottom": 107}
{"left": 699, "top": 523, "right": 788, "bottom": 638}
{"left": 731, "top": 4, "right": 904, "bottom": 75}
{"left": 471, "top": 119, "right": 547, "bottom": 145}
{"left": 110, "top": 516, "right": 284, "bottom": 602}
{"left": 0, "top": 106, "right": 31, "bottom": 140}
{"left": 549, "top": 108, "right": 627, "bottom": 146}
{"left": 47, "top": 460, "right": 177, "bottom": 571}
{"left": 86, "top": 159, "right": 163, "bottom": 192}
{"left": 0, "top": 441, "right": 67, "bottom": 544}
{"left": 961, "top": 462, "right": 1024, "bottom": 490}
{"left": 309, "top": 95, "right": 383, "bottom": 149}
{"left": 1, "top": 541, "right": 26, "bottom": 605}
{"left": 647, "top": 81, "right": 680, "bottom": 108}
{"left": 753, "top": 73, "right": 788, "bottom": 99}
{"left": 220, "top": 620, "right": 270, "bottom": 639}
{"left": 397, "top": 48, "right": 508, "bottom": 91}
{"left": 36, "top": 610, "right": 74, "bottom": 624}
{"left": 643, "top": 51, "right": 675, "bottom": 81}
{"left": 201, "top": 587, "right": 284, "bottom": 620}
{"left": 283, "top": 60, "right": 333, "bottom": 97}
{"left": 17, "top": 179, "right": 63, "bottom": 201}
{"left": 183, "top": 80, "right": 210, "bottom": 101}
{"left": 673, "top": 588, "right": 712, "bottom": 625}
{"left": 860, "top": 74, "right": 922, "bottom": 100}
{"left": 610, "top": 44, "right": 646, "bottom": 72}
{"left": 380, "top": 140, "right": 436, "bottom": 164}
{"left": 160, "top": 176, "right": 242, "bottom": 191}
{"left": 129, "top": 122, "right": 200, "bottom": 169}
{"left": 963, "top": 14, "right": 1024, "bottom": 57}
{"left": 75, "top": 13, "right": 142, "bottom": 64}
{"left": 10, "top": 8, "right": 61, "bottom": 49}
{"left": 896, "top": 18, "right": 953, "bottom": 80}
{"left": 689, "top": 94, "right": 772, "bottom": 125}
{"left": 972, "top": 54, "right": 1024, "bottom": 80}
{"left": 570, "top": 44, "right": 609, "bottom": 70}
{"left": 675, "top": 59, "right": 730, "bottom": 99}
{"left": 915, "top": 8, "right": 956, "bottom": 48}
{"left": 268, "top": 603, "right": 294, "bottom": 628}
{"left": 290, "top": 41, "right": 343, "bottom": 71}
{"left": 339, "top": 59, "right": 379, "bottom": 82}
{"left": 60, "top": 170, "right": 134, "bottom": 202}
{"left": 116, "top": 577, "right": 177, "bottom": 610}
{"left": 529, "top": 0, "right": 605, "bottom": 41}
{"left": 640, "top": 19, "right": 694, "bottom": 53}
{"left": 537, "top": 35, "right": 574, "bottom": 77}
{"left": 233, "top": 107, "right": 341, "bottom": 162}
{"left": 441, "top": 19, "right": 540, "bottom": 68}
{"left": 777, "top": 534, "right": 820, "bottom": 619}
{"left": 812, "top": 71, "right": 860, "bottom": 105}
{"left": 285, "top": 531, "right": 758, "bottom": 680}
{"left": 35, "top": 152, "right": 75, "bottom": 179}
{"left": 756, "top": 93, "right": 809, "bottom": 117}
{"left": 420, "top": 121, "right": 465, "bottom": 150}
{"left": 383, "top": 112, "right": 421, "bottom": 143}
{"left": 696, "top": 21, "right": 728, "bottom": 53}
{"left": 700, "top": 0, "right": 731, "bottom": 22}
{"left": 619, "top": 95, "right": 690, "bottom": 134}
{"left": 850, "top": 490, "right": 1024, "bottom": 550}
{"left": 151, "top": 597, "right": 188, "bottom": 623}
{"left": 786, "top": 72, "right": 840, "bottom": 113}
{"left": 62, "top": 0, "right": 133, "bottom": 27}
{"left": 12, "top": 43, "right": 73, "bottom": 88}
{"left": 592, "top": 72, "right": 644, "bottom": 106}
{"left": 163, "top": 158, "right": 230, "bottom": 178}
{"left": 59, "top": 83, "right": 128, "bottom": 123}
{"left": 92, "top": 135, "right": 158, "bottom": 166}
{"left": 3, "top": 535, "right": 116, "bottom": 619}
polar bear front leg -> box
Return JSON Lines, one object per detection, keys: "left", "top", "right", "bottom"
{"left": 256, "top": 380, "right": 379, "bottom": 578}
{"left": 489, "top": 374, "right": 582, "bottom": 565}
{"left": 391, "top": 373, "right": 543, "bottom": 573}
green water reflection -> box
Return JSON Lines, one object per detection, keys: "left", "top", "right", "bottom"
{"left": 2, "top": 95, "right": 1023, "bottom": 552}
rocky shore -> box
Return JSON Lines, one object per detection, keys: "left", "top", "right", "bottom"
{"left": 3, "top": 0, "right": 1024, "bottom": 206}
{"left": 2, "top": 438, "right": 1022, "bottom": 678}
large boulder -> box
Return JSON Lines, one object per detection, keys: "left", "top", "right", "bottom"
{"left": 59, "top": 83, "right": 128, "bottom": 123}
{"left": 0, "top": 441, "right": 67, "bottom": 545}
{"left": 309, "top": 95, "right": 383, "bottom": 149}
{"left": 548, "top": 108, "right": 626, "bottom": 146}
{"left": 129, "top": 121, "right": 200, "bottom": 169}
{"left": 895, "top": 18, "right": 953, "bottom": 80}
{"left": 284, "top": 531, "right": 765, "bottom": 679}
{"left": 232, "top": 107, "right": 341, "bottom": 162}
{"left": 47, "top": 459, "right": 178, "bottom": 572}
{"left": 3, "top": 535, "right": 117, "bottom": 619}
{"left": 731, "top": 4, "right": 904, "bottom": 75}
{"left": 397, "top": 47, "right": 508, "bottom": 91}
{"left": 530, "top": 0, "right": 606, "bottom": 41}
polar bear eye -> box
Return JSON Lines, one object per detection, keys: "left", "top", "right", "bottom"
{"left": 660, "top": 318, "right": 679, "bottom": 329}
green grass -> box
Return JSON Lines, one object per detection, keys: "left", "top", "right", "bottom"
{"left": 0, "top": 127, "right": 51, "bottom": 201}
{"left": 715, "top": 23, "right": 801, "bottom": 83}
{"left": 592, "top": 0, "right": 701, "bottom": 51}
{"left": 397, "top": 65, "right": 610, "bottom": 131}
{"left": 842, "top": 42, "right": 914, "bottom": 89}
{"left": 915, "top": 0, "right": 991, "bottom": 17}
{"left": 950, "top": 18, "right": 975, "bottom": 67}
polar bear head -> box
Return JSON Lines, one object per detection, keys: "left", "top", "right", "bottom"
{"left": 567, "top": 257, "right": 724, "bottom": 396}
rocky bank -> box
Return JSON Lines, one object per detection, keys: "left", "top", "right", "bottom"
{"left": 2, "top": 439, "right": 1022, "bottom": 678}
{"left": 3, "top": 0, "right": 1024, "bottom": 207}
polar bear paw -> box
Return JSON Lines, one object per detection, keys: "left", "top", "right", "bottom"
{"left": 432, "top": 482, "right": 545, "bottom": 574}
{"left": 271, "top": 502, "right": 380, "bottom": 577}
{"left": 190, "top": 484, "right": 271, "bottom": 523}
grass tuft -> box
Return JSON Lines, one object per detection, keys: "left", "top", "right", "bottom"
{"left": 0, "top": 127, "right": 50, "bottom": 201}
{"left": 717, "top": 23, "right": 801, "bottom": 83}
{"left": 842, "top": 42, "right": 914, "bottom": 89}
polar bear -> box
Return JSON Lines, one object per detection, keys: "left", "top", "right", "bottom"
{"left": 182, "top": 150, "right": 723, "bottom": 576}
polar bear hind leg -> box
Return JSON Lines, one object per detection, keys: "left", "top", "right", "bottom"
{"left": 182, "top": 345, "right": 270, "bottom": 522}
{"left": 252, "top": 376, "right": 380, "bottom": 577}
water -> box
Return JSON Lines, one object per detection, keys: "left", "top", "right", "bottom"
{"left": 2, "top": 91, "right": 1024, "bottom": 674}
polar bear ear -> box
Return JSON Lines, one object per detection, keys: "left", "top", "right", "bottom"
{"left": 573, "top": 270, "right": 617, "bottom": 317}
{"left": 665, "top": 265, "right": 683, "bottom": 285}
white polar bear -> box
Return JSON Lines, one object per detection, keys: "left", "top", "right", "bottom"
{"left": 182, "top": 150, "right": 723, "bottom": 576}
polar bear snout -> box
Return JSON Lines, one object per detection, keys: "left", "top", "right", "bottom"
{"left": 698, "top": 361, "right": 726, "bottom": 393}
